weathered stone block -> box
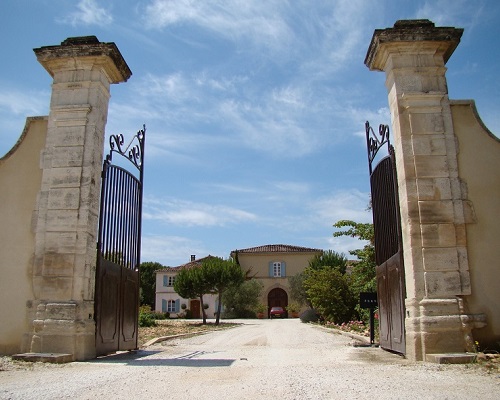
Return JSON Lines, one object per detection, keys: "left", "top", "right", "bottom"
{"left": 47, "top": 187, "right": 80, "bottom": 209}
{"left": 409, "top": 113, "right": 445, "bottom": 135}
{"left": 51, "top": 146, "right": 84, "bottom": 167}
{"left": 45, "top": 232, "right": 77, "bottom": 253}
{"left": 424, "top": 270, "right": 462, "bottom": 297}
{"left": 42, "top": 252, "right": 74, "bottom": 276}
{"left": 416, "top": 178, "right": 452, "bottom": 200}
{"left": 421, "top": 223, "right": 457, "bottom": 247}
{"left": 422, "top": 247, "right": 458, "bottom": 271}
{"left": 414, "top": 155, "right": 449, "bottom": 178}
{"left": 418, "top": 200, "right": 455, "bottom": 223}
{"left": 46, "top": 303, "right": 77, "bottom": 320}
{"left": 411, "top": 135, "right": 446, "bottom": 156}
{"left": 454, "top": 200, "right": 477, "bottom": 224}
{"left": 37, "top": 277, "right": 73, "bottom": 300}
{"left": 49, "top": 167, "right": 82, "bottom": 188}
{"left": 52, "top": 126, "right": 86, "bottom": 147}
{"left": 40, "top": 334, "right": 75, "bottom": 355}
{"left": 45, "top": 210, "right": 78, "bottom": 231}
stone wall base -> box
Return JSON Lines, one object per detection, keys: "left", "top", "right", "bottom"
{"left": 405, "top": 298, "right": 471, "bottom": 361}
{"left": 23, "top": 301, "right": 96, "bottom": 361}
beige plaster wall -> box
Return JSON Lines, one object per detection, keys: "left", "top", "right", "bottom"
{"left": 237, "top": 251, "right": 321, "bottom": 316}
{"left": 451, "top": 100, "right": 500, "bottom": 348}
{"left": 0, "top": 117, "right": 47, "bottom": 354}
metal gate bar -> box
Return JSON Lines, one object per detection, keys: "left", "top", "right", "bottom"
{"left": 95, "top": 126, "right": 145, "bottom": 356}
{"left": 366, "top": 121, "right": 406, "bottom": 354}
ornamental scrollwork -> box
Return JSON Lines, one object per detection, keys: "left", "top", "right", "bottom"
{"left": 104, "top": 125, "right": 146, "bottom": 172}
{"left": 366, "top": 121, "right": 390, "bottom": 174}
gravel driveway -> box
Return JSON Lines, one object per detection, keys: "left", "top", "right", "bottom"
{"left": 1, "top": 319, "right": 498, "bottom": 399}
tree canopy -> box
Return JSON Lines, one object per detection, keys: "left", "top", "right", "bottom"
{"left": 333, "top": 219, "right": 377, "bottom": 321}
{"left": 308, "top": 249, "right": 347, "bottom": 274}
{"left": 201, "top": 256, "right": 244, "bottom": 325}
{"left": 174, "top": 266, "right": 212, "bottom": 324}
{"left": 303, "top": 267, "right": 356, "bottom": 324}
{"left": 222, "top": 279, "right": 263, "bottom": 318}
{"left": 139, "top": 261, "right": 164, "bottom": 309}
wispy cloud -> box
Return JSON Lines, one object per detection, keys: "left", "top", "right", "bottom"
{"left": 0, "top": 89, "right": 49, "bottom": 116}
{"left": 140, "top": 234, "right": 206, "bottom": 266}
{"left": 143, "top": 196, "right": 257, "bottom": 227}
{"left": 143, "top": 0, "right": 292, "bottom": 51}
{"left": 59, "top": 0, "right": 113, "bottom": 27}
{"left": 414, "top": 0, "right": 485, "bottom": 28}
{"left": 312, "top": 189, "right": 372, "bottom": 225}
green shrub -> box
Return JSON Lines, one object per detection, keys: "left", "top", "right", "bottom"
{"left": 300, "top": 308, "right": 320, "bottom": 323}
{"left": 153, "top": 311, "right": 169, "bottom": 320}
{"left": 139, "top": 311, "right": 156, "bottom": 327}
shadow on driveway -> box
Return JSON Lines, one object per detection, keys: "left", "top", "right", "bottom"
{"left": 90, "top": 349, "right": 235, "bottom": 368}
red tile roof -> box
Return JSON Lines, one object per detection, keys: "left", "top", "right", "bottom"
{"left": 231, "top": 244, "right": 323, "bottom": 254}
{"left": 155, "top": 255, "right": 216, "bottom": 273}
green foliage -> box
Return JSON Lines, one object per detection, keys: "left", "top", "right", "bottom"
{"left": 153, "top": 311, "right": 169, "bottom": 320}
{"left": 288, "top": 272, "right": 310, "bottom": 307}
{"left": 303, "top": 267, "right": 356, "bottom": 324}
{"left": 139, "top": 261, "right": 164, "bottom": 308}
{"left": 333, "top": 219, "right": 377, "bottom": 323}
{"left": 201, "top": 256, "right": 244, "bottom": 325}
{"left": 254, "top": 303, "right": 267, "bottom": 314}
{"left": 299, "top": 308, "right": 320, "bottom": 323}
{"left": 286, "top": 302, "right": 301, "bottom": 313}
{"left": 174, "top": 266, "right": 212, "bottom": 323}
{"left": 138, "top": 305, "right": 157, "bottom": 327}
{"left": 222, "top": 279, "right": 262, "bottom": 318}
{"left": 308, "top": 250, "right": 348, "bottom": 274}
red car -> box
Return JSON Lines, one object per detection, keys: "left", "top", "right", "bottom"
{"left": 269, "top": 306, "right": 286, "bottom": 319}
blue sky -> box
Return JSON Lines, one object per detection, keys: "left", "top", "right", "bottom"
{"left": 1, "top": 0, "right": 499, "bottom": 266}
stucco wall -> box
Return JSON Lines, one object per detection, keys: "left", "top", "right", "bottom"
{"left": 155, "top": 271, "right": 219, "bottom": 318}
{"left": 451, "top": 100, "right": 500, "bottom": 348}
{"left": 0, "top": 117, "right": 47, "bottom": 354}
{"left": 237, "top": 251, "right": 321, "bottom": 316}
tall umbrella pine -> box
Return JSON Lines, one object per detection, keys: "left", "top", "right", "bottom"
{"left": 202, "top": 257, "right": 244, "bottom": 325}
{"left": 173, "top": 267, "right": 210, "bottom": 324}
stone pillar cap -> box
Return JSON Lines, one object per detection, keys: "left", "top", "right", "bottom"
{"left": 365, "top": 19, "right": 463, "bottom": 71}
{"left": 34, "top": 36, "right": 132, "bottom": 83}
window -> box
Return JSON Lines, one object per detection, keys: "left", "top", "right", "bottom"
{"left": 167, "top": 300, "right": 176, "bottom": 313}
{"left": 163, "top": 275, "right": 176, "bottom": 287}
{"left": 273, "top": 262, "right": 282, "bottom": 277}
{"left": 163, "top": 299, "right": 180, "bottom": 313}
{"left": 269, "top": 261, "right": 286, "bottom": 278}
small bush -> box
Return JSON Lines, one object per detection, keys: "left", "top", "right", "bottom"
{"left": 300, "top": 308, "right": 320, "bottom": 323}
{"left": 153, "top": 311, "right": 169, "bottom": 320}
{"left": 139, "top": 311, "right": 156, "bottom": 327}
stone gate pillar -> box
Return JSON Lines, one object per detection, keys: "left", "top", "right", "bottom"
{"left": 25, "top": 37, "right": 131, "bottom": 360}
{"left": 365, "top": 20, "right": 476, "bottom": 361}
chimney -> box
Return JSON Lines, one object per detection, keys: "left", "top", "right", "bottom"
{"left": 190, "top": 255, "right": 196, "bottom": 261}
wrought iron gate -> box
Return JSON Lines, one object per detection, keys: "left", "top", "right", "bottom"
{"left": 366, "top": 122, "right": 406, "bottom": 354}
{"left": 95, "top": 126, "right": 145, "bottom": 356}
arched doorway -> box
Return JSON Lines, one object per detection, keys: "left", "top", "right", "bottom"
{"left": 267, "top": 288, "right": 288, "bottom": 318}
